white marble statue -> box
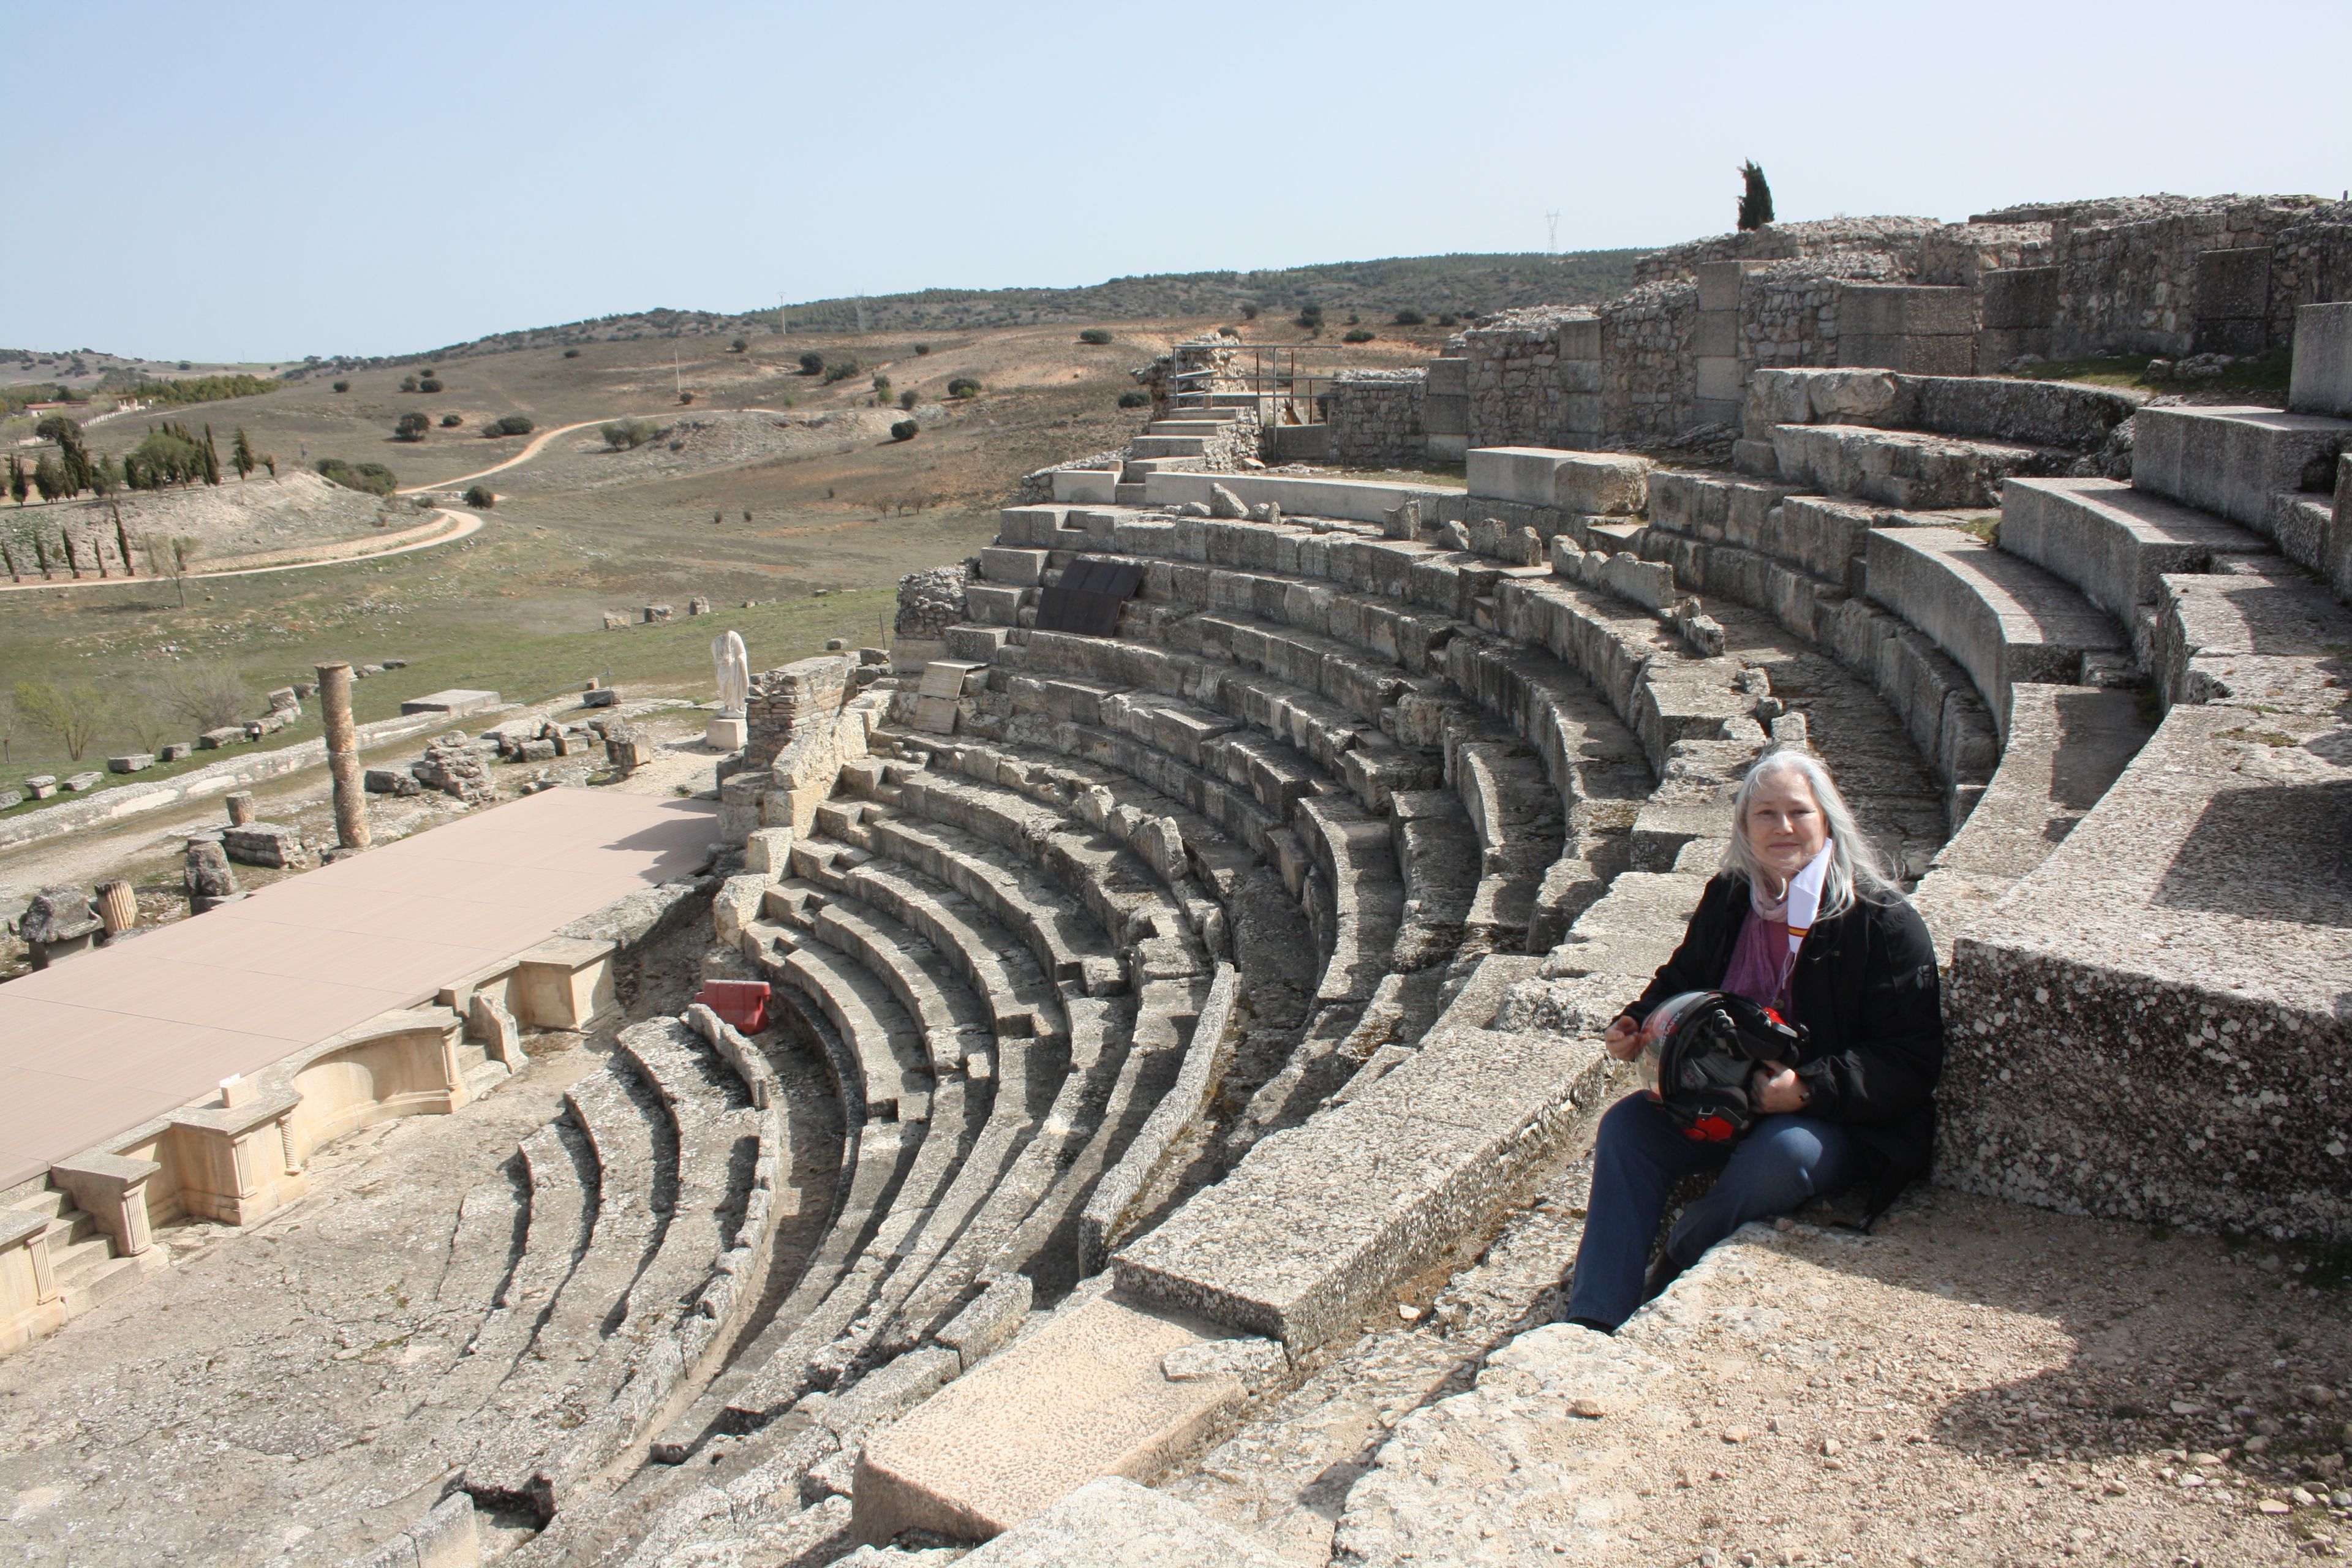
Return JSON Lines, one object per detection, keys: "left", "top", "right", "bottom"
{"left": 714, "top": 630, "right": 750, "bottom": 716}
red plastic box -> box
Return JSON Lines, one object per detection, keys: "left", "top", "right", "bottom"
{"left": 696, "top": 979, "right": 771, "bottom": 1035}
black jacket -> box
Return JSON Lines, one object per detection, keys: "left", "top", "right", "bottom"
{"left": 1623, "top": 872, "right": 1943, "bottom": 1216}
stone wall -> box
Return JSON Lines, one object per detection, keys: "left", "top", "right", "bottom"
{"left": 2041, "top": 195, "right": 2352, "bottom": 358}
{"left": 1597, "top": 283, "right": 1695, "bottom": 443}
{"left": 1632, "top": 216, "right": 1945, "bottom": 285}
{"left": 1462, "top": 307, "right": 1593, "bottom": 451}
{"left": 1324, "top": 369, "right": 1425, "bottom": 466}
{"left": 744, "top": 655, "right": 853, "bottom": 772}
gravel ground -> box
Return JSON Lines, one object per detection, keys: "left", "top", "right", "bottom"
{"left": 1310, "top": 1182, "right": 2348, "bottom": 1567}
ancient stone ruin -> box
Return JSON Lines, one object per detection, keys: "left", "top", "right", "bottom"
{"left": 2, "top": 193, "right": 2350, "bottom": 1567}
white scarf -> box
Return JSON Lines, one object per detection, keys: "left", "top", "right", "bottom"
{"left": 1751, "top": 840, "right": 1834, "bottom": 959}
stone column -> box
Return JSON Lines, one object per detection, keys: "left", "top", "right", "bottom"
{"left": 225, "top": 791, "right": 255, "bottom": 826}
{"left": 315, "top": 662, "right": 370, "bottom": 853}
{"left": 94, "top": 879, "right": 137, "bottom": 939}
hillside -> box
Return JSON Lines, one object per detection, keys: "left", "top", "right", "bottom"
{"left": 309, "top": 248, "right": 1650, "bottom": 368}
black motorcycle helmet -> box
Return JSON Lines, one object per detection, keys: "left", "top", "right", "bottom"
{"left": 1634, "top": 990, "right": 1807, "bottom": 1142}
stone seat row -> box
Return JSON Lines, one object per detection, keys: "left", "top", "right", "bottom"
{"left": 832, "top": 484, "right": 1856, "bottom": 1541}
{"left": 458, "top": 1012, "right": 783, "bottom": 1521}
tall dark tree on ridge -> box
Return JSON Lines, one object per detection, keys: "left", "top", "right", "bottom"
{"left": 1737, "top": 161, "right": 1774, "bottom": 231}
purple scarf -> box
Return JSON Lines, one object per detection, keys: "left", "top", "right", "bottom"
{"left": 1721, "top": 905, "right": 1793, "bottom": 1013}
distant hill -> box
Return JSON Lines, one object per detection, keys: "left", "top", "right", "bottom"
{"left": 331, "top": 249, "right": 1651, "bottom": 369}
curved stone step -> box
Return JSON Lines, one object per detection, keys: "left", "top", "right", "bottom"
{"left": 1943, "top": 698, "right": 2352, "bottom": 1241}
{"left": 2132, "top": 403, "right": 2351, "bottom": 530}
{"left": 774, "top": 932, "right": 937, "bottom": 1117}
{"left": 718, "top": 1071, "right": 986, "bottom": 1427}
{"left": 864, "top": 816, "right": 1128, "bottom": 997}
{"left": 2154, "top": 557, "right": 2352, "bottom": 715}
{"left": 1999, "top": 475, "right": 2272, "bottom": 626}
{"left": 1910, "top": 681, "right": 2152, "bottom": 960}
{"left": 894, "top": 771, "right": 1205, "bottom": 966}
{"left": 492, "top": 1021, "right": 772, "bottom": 1510}
{"left": 809, "top": 898, "right": 997, "bottom": 1077}
{"left": 1770, "top": 422, "right": 2068, "bottom": 510}
{"left": 451, "top": 1121, "right": 594, "bottom": 1381}
{"left": 1864, "top": 526, "right": 2125, "bottom": 737}
{"left": 835, "top": 859, "right": 1066, "bottom": 1052}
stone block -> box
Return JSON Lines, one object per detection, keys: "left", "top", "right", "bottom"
{"left": 401, "top": 688, "right": 499, "bottom": 717}
{"left": 979, "top": 547, "right": 1050, "bottom": 587}
{"left": 23, "top": 775, "right": 56, "bottom": 799}
{"left": 159, "top": 743, "right": 192, "bottom": 762}
{"left": 581, "top": 687, "right": 620, "bottom": 709}
{"left": 107, "top": 753, "right": 154, "bottom": 774}
{"left": 2290, "top": 302, "right": 2352, "bottom": 418}
{"left": 853, "top": 1293, "right": 1250, "bottom": 1545}
{"left": 1692, "top": 311, "right": 1738, "bottom": 358}
{"left": 2193, "top": 246, "right": 2272, "bottom": 325}
{"left": 1695, "top": 355, "right": 1741, "bottom": 403}
{"left": 967, "top": 583, "right": 1025, "bottom": 625}
{"left": 197, "top": 726, "right": 244, "bottom": 749}
{"left": 1468, "top": 448, "right": 1649, "bottom": 514}
{"left": 364, "top": 766, "right": 422, "bottom": 796}
{"left": 641, "top": 604, "right": 673, "bottom": 623}
{"left": 1980, "top": 265, "right": 2060, "bottom": 330}
{"left": 1556, "top": 316, "right": 1601, "bottom": 358}
{"left": 222, "top": 823, "right": 301, "bottom": 869}
{"left": 1696, "top": 259, "right": 1759, "bottom": 314}
{"left": 61, "top": 771, "right": 102, "bottom": 793}
{"left": 1839, "top": 282, "right": 1978, "bottom": 337}
{"left": 954, "top": 1477, "right": 1281, "bottom": 1567}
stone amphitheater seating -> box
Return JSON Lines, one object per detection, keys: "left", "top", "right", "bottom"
{"left": 304, "top": 312, "right": 2351, "bottom": 1566}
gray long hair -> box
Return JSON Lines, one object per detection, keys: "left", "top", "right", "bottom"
{"left": 1717, "top": 748, "right": 1897, "bottom": 922}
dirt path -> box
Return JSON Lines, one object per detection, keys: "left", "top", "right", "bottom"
{"left": 395, "top": 408, "right": 802, "bottom": 497}
{"left": 0, "top": 508, "right": 483, "bottom": 595}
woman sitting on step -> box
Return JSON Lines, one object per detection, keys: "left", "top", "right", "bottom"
{"left": 1561, "top": 748, "right": 1942, "bottom": 1334}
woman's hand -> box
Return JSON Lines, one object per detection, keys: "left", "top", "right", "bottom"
{"left": 1750, "top": 1061, "right": 1810, "bottom": 1115}
{"left": 1602, "top": 1014, "right": 1640, "bottom": 1062}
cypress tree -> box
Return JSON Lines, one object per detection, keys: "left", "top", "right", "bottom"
{"left": 202, "top": 424, "right": 222, "bottom": 485}
{"left": 232, "top": 426, "right": 256, "bottom": 480}
{"left": 32, "top": 532, "right": 50, "bottom": 579}
{"left": 1, "top": 541, "right": 17, "bottom": 582}
{"left": 115, "top": 504, "right": 134, "bottom": 576}
{"left": 1736, "top": 161, "right": 1774, "bottom": 232}
{"left": 7, "top": 454, "right": 25, "bottom": 505}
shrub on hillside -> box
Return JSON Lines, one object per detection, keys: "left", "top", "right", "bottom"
{"left": 946, "top": 377, "right": 980, "bottom": 399}
{"left": 798, "top": 351, "right": 825, "bottom": 375}
{"left": 1436, "top": 313, "right": 1458, "bottom": 327}
{"left": 463, "top": 484, "right": 494, "bottom": 508}
{"left": 316, "top": 458, "right": 396, "bottom": 497}
{"left": 1295, "top": 304, "right": 1325, "bottom": 331}
{"left": 1240, "top": 303, "right": 1261, "bottom": 320}
{"left": 914, "top": 342, "right": 931, "bottom": 355}
{"left": 822, "top": 356, "right": 862, "bottom": 384}
{"left": 399, "top": 374, "right": 419, "bottom": 393}
{"left": 440, "top": 412, "right": 462, "bottom": 427}
{"left": 899, "top": 388, "right": 918, "bottom": 410}
{"left": 332, "top": 380, "right": 350, "bottom": 393}
{"left": 562, "top": 347, "right": 581, "bottom": 358}
{"left": 601, "top": 417, "right": 660, "bottom": 450}
{"left": 1079, "top": 328, "right": 1112, "bottom": 345}
{"left": 1393, "top": 307, "right": 1425, "bottom": 325}
{"left": 484, "top": 414, "right": 533, "bottom": 437}
{"left": 1343, "top": 328, "right": 1375, "bottom": 344}
{"left": 1117, "top": 390, "right": 1149, "bottom": 409}
{"left": 891, "top": 419, "right": 919, "bottom": 442}
{"left": 418, "top": 376, "right": 443, "bottom": 393}
{"left": 731, "top": 335, "right": 749, "bottom": 353}
{"left": 395, "top": 412, "right": 430, "bottom": 440}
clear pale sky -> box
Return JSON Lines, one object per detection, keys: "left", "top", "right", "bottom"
{"left": 9, "top": 0, "right": 2348, "bottom": 364}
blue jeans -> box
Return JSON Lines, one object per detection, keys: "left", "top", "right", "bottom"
{"left": 1562, "top": 1092, "right": 1863, "bottom": 1330}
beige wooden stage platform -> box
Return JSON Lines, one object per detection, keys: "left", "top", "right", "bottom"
{"left": 0, "top": 787, "right": 717, "bottom": 1192}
